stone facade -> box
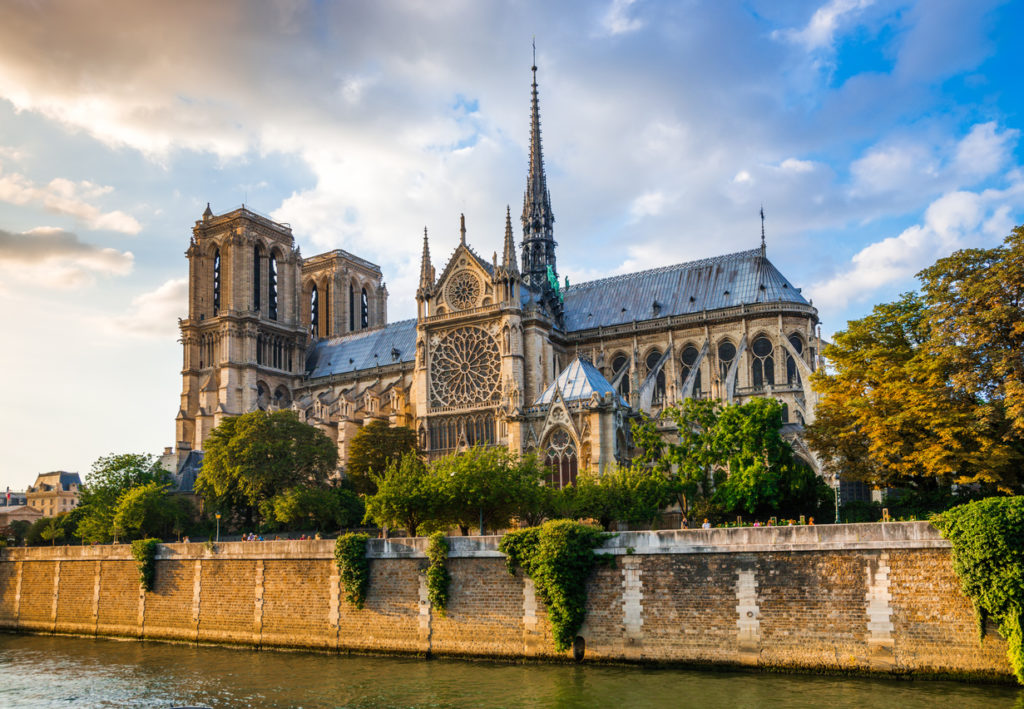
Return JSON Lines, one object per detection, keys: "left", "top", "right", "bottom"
{"left": 25, "top": 472, "right": 81, "bottom": 519}
{"left": 171, "top": 65, "right": 821, "bottom": 480}
{"left": 0, "top": 523, "right": 1012, "bottom": 680}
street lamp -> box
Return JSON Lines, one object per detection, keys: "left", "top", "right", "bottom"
{"left": 831, "top": 474, "right": 841, "bottom": 524}
{"left": 215, "top": 512, "right": 221, "bottom": 543}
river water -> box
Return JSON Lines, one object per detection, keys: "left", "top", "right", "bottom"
{"left": 0, "top": 633, "right": 1019, "bottom": 708}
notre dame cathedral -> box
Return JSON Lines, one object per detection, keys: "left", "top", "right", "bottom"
{"left": 170, "top": 63, "right": 822, "bottom": 486}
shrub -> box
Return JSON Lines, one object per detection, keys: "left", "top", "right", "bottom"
{"left": 499, "top": 520, "right": 614, "bottom": 652}
{"left": 130, "top": 538, "right": 160, "bottom": 591}
{"left": 426, "top": 532, "right": 451, "bottom": 615}
{"left": 933, "top": 497, "right": 1024, "bottom": 684}
{"left": 334, "top": 532, "right": 370, "bottom": 609}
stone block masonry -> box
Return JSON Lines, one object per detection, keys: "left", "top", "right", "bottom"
{"left": 0, "top": 523, "right": 1013, "bottom": 681}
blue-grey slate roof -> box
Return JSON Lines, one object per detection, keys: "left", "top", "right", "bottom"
{"left": 305, "top": 318, "right": 417, "bottom": 378}
{"left": 534, "top": 356, "right": 629, "bottom": 407}
{"left": 562, "top": 249, "right": 809, "bottom": 332}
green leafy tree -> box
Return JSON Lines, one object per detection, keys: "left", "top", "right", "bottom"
{"left": 268, "top": 483, "right": 364, "bottom": 532}
{"left": 346, "top": 421, "right": 418, "bottom": 495}
{"left": 510, "top": 454, "right": 561, "bottom": 527}
{"left": 8, "top": 519, "right": 30, "bottom": 545}
{"left": 39, "top": 517, "right": 65, "bottom": 546}
{"left": 195, "top": 410, "right": 338, "bottom": 525}
{"left": 572, "top": 465, "right": 677, "bottom": 530}
{"left": 77, "top": 453, "right": 170, "bottom": 543}
{"left": 807, "top": 228, "right": 1024, "bottom": 493}
{"left": 658, "top": 399, "right": 725, "bottom": 514}
{"left": 111, "top": 482, "right": 192, "bottom": 541}
{"left": 363, "top": 452, "right": 435, "bottom": 537}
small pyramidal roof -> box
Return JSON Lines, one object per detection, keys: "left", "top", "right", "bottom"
{"left": 534, "top": 356, "right": 628, "bottom": 407}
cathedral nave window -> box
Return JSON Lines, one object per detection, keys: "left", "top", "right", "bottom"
{"left": 644, "top": 349, "right": 666, "bottom": 404}
{"left": 611, "top": 354, "right": 630, "bottom": 398}
{"left": 269, "top": 253, "right": 278, "bottom": 321}
{"left": 717, "top": 340, "right": 736, "bottom": 383}
{"left": 750, "top": 336, "right": 774, "bottom": 390}
{"left": 212, "top": 248, "right": 221, "bottom": 315}
{"left": 310, "top": 285, "right": 319, "bottom": 338}
{"left": 361, "top": 287, "right": 369, "bottom": 329}
{"left": 680, "top": 345, "right": 702, "bottom": 398}
{"left": 786, "top": 334, "right": 804, "bottom": 386}
{"left": 544, "top": 428, "right": 578, "bottom": 489}
{"left": 253, "top": 246, "right": 261, "bottom": 311}
{"left": 349, "top": 284, "right": 355, "bottom": 331}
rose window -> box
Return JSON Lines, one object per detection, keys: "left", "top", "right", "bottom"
{"left": 446, "top": 271, "right": 481, "bottom": 310}
{"left": 430, "top": 326, "right": 500, "bottom": 407}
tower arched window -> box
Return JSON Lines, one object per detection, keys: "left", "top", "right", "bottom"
{"left": 349, "top": 284, "right": 355, "bottom": 331}
{"left": 612, "top": 354, "right": 630, "bottom": 398}
{"left": 718, "top": 340, "right": 736, "bottom": 382}
{"left": 269, "top": 253, "right": 278, "bottom": 321}
{"left": 751, "top": 336, "right": 774, "bottom": 389}
{"left": 361, "top": 287, "right": 369, "bottom": 328}
{"left": 212, "top": 248, "right": 221, "bottom": 315}
{"left": 544, "top": 428, "right": 578, "bottom": 489}
{"left": 645, "top": 349, "right": 666, "bottom": 404}
{"left": 786, "top": 334, "right": 804, "bottom": 386}
{"left": 310, "top": 284, "right": 319, "bottom": 338}
{"left": 680, "top": 345, "right": 702, "bottom": 398}
{"left": 253, "top": 246, "right": 261, "bottom": 311}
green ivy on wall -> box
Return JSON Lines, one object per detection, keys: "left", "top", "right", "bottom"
{"left": 426, "top": 531, "right": 451, "bottom": 615}
{"left": 130, "top": 538, "right": 160, "bottom": 592}
{"left": 334, "top": 532, "right": 370, "bottom": 609}
{"left": 934, "top": 497, "right": 1024, "bottom": 684}
{"left": 499, "top": 519, "right": 614, "bottom": 653}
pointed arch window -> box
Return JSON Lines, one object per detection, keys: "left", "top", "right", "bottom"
{"left": 645, "top": 350, "right": 666, "bottom": 404}
{"left": 612, "top": 354, "right": 630, "bottom": 398}
{"left": 751, "top": 336, "right": 774, "bottom": 389}
{"left": 269, "top": 253, "right": 278, "bottom": 321}
{"left": 544, "top": 428, "right": 578, "bottom": 489}
{"left": 361, "top": 287, "right": 369, "bottom": 329}
{"left": 310, "top": 284, "right": 320, "bottom": 338}
{"left": 680, "top": 345, "right": 702, "bottom": 398}
{"left": 349, "top": 284, "right": 356, "bottom": 331}
{"left": 786, "top": 334, "right": 804, "bottom": 386}
{"left": 212, "top": 248, "right": 221, "bottom": 315}
{"left": 717, "top": 340, "right": 736, "bottom": 382}
{"left": 253, "top": 246, "right": 261, "bottom": 311}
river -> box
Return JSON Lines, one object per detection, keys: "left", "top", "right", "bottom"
{"left": 0, "top": 633, "right": 1019, "bottom": 708}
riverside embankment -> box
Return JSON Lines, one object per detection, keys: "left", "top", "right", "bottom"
{"left": 0, "top": 522, "right": 1012, "bottom": 681}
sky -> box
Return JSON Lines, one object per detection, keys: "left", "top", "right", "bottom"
{"left": 1, "top": 0, "right": 1022, "bottom": 490}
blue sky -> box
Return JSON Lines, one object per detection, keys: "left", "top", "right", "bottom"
{"left": 1, "top": 0, "right": 1022, "bottom": 489}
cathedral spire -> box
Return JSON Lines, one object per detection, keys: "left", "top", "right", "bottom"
{"left": 502, "top": 205, "right": 518, "bottom": 273}
{"left": 418, "top": 226, "right": 433, "bottom": 295}
{"left": 460, "top": 213, "right": 466, "bottom": 245}
{"left": 520, "top": 49, "right": 556, "bottom": 289}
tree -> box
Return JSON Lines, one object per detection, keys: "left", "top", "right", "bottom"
{"left": 268, "top": 483, "right": 364, "bottom": 532}
{"left": 807, "top": 227, "right": 1024, "bottom": 493}
{"left": 572, "top": 465, "right": 677, "bottom": 530}
{"left": 111, "top": 482, "right": 192, "bottom": 541}
{"left": 346, "top": 421, "right": 418, "bottom": 495}
{"left": 8, "top": 519, "right": 30, "bottom": 545}
{"left": 76, "top": 453, "right": 170, "bottom": 543}
{"left": 656, "top": 399, "right": 725, "bottom": 514}
{"left": 194, "top": 410, "right": 339, "bottom": 525}
{"left": 39, "top": 517, "right": 65, "bottom": 546}
{"left": 363, "top": 452, "right": 435, "bottom": 537}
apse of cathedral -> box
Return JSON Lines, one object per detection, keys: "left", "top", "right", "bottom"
{"left": 172, "top": 62, "right": 822, "bottom": 485}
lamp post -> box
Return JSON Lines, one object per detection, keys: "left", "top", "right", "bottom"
{"left": 831, "top": 474, "right": 841, "bottom": 524}
{"left": 215, "top": 513, "right": 221, "bottom": 543}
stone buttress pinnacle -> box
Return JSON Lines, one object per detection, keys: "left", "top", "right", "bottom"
{"left": 418, "top": 226, "right": 433, "bottom": 294}
{"left": 503, "top": 205, "right": 518, "bottom": 273}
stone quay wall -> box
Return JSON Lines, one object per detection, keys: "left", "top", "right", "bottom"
{"left": 0, "top": 522, "right": 1011, "bottom": 680}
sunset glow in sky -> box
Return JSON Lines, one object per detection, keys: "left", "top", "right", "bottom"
{"left": 2, "top": 0, "right": 1023, "bottom": 489}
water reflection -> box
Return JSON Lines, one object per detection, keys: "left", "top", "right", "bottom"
{"left": 0, "top": 633, "right": 1020, "bottom": 709}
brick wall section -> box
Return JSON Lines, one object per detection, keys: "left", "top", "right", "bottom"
{"left": 888, "top": 548, "right": 1007, "bottom": 677}
{"left": 145, "top": 560, "right": 197, "bottom": 642}
{"left": 199, "top": 560, "right": 255, "bottom": 645}
{"left": 0, "top": 523, "right": 1014, "bottom": 681}
{"left": 430, "top": 557, "right": 525, "bottom": 658}
{"left": 54, "top": 559, "right": 96, "bottom": 634}
{"left": 261, "top": 559, "right": 334, "bottom": 650}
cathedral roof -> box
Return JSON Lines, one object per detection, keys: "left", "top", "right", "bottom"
{"left": 534, "top": 356, "right": 628, "bottom": 407}
{"left": 305, "top": 318, "right": 417, "bottom": 378}
{"left": 561, "top": 248, "right": 809, "bottom": 332}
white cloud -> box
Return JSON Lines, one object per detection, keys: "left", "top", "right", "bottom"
{"left": 0, "top": 226, "right": 134, "bottom": 288}
{"left": 779, "top": 158, "right": 816, "bottom": 173}
{"left": 733, "top": 170, "right": 753, "bottom": 184}
{"left": 106, "top": 278, "right": 188, "bottom": 339}
{"left": 777, "top": 0, "right": 875, "bottom": 52}
{"left": 600, "top": 0, "right": 644, "bottom": 36}
{"left": 953, "top": 121, "right": 1019, "bottom": 181}
{"left": 0, "top": 167, "right": 141, "bottom": 234}
{"left": 629, "top": 190, "right": 669, "bottom": 221}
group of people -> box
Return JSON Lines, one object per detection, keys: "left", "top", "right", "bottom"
{"left": 680, "top": 517, "right": 816, "bottom": 529}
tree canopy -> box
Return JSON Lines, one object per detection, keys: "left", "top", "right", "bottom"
{"left": 76, "top": 453, "right": 170, "bottom": 543}
{"left": 807, "top": 226, "right": 1024, "bottom": 493}
{"left": 194, "top": 410, "right": 339, "bottom": 524}
{"left": 345, "top": 420, "right": 418, "bottom": 495}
